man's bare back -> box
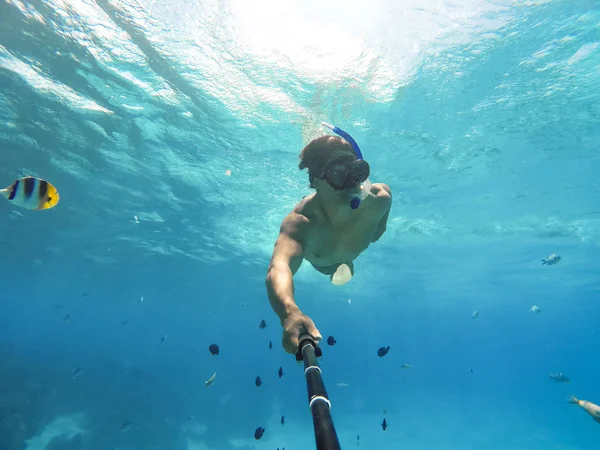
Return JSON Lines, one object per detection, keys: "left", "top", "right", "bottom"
{"left": 292, "top": 182, "right": 391, "bottom": 278}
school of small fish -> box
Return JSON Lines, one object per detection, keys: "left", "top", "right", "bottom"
{"left": 59, "top": 250, "right": 583, "bottom": 445}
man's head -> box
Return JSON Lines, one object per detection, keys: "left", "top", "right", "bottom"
{"left": 298, "top": 135, "right": 368, "bottom": 190}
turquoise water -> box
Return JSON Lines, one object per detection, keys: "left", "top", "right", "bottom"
{"left": 1, "top": 0, "right": 599, "bottom": 448}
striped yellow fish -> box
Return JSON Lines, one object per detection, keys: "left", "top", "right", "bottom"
{"left": 0, "top": 177, "right": 59, "bottom": 210}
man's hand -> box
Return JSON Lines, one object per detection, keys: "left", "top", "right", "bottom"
{"left": 282, "top": 311, "right": 322, "bottom": 354}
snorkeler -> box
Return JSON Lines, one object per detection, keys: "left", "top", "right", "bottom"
{"left": 266, "top": 123, "right": 392, "bottom": 353}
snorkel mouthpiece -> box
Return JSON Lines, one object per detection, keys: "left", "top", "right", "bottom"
{"left": 321, "top": 122, "right": 369, "bottom": 210}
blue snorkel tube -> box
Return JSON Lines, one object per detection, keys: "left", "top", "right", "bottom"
{"left": 321, "top": 122, "right": 364, "bottom": 159}
{"left": 321, "top": 122, "right": 370, "bottom": 209}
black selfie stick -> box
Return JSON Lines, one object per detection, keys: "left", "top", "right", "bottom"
{"left": 295, "top": 334, "right": 342, "bottom": 450}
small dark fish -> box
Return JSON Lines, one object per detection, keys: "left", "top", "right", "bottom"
{"left": 327, "top": 336, "right": 336, "bottom": 346}
{"left": 278, "top": 366, "right": 283, "bottom": 378}
{"left": 281, "top": 415, "right": 284, "bottom": 425}
{"left": 119, "top": 420, "right": 133, "bottom": 432}
{"left": 72, "top": 368, "right": 82, "bottom": 379}
{"left": 549, "top": 372, "right": 570, "bottom": 383}
{"left": 62, "top": 314, "right": 72, "bottom": 322}
{"left": 381, "top": 418, "right": 387, "bottom": 431}
{"left": 269, "top": 340, "right": 272, "bottom": 350}
{"left": 377, "top": 346, "right": 390, "bottom": 357}
{"left": 254, "top": 426, "right": 265, "bottom": 440}
{"left": 121, "top": 320, "right": 128, "bottom": 326}
{"left": 357, "top": 434, "right": 360, "bottom": 440}
{"left": 209, "top": 344, "right": 219, "bottom": 355}
{"left": 255, "top": 376, "right": 262, "bottom": 387}
{"left": 160, "top": 335, "right": 167, "bottom": 343}
{"left": 259, "top": 319, "right": 267, "bottom": 329}
{"left": 470, "top": 368, "right": 473, "bottom": 373}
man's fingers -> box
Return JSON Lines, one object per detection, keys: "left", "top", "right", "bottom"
{"left": 282, "top": 317, "right": 321, "bottom": 354}
{"left": 306, "top": 324, "right": 322, "bottom": 342}
{"left": 283, "top": 331, "right": 299, "bottom": 354}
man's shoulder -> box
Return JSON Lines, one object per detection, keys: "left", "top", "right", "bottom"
{"left": 370, "top": 182, "right": 392, "bottom": 198}
{"left": 279, "top": 197, "right": 314, "bottom": 237}
{"left": 369, "top": 183, "right": 392, "bottom": 209}
{"left": 291, "top": 193, "right": 318, "bottom": 218}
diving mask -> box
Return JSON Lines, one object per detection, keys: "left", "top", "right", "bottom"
{"left": 321, "top": 154, "right": 370, "bottom": 190}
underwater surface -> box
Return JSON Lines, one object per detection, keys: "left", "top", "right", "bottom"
{"left": 1, "top": 0, "right": 599, "bottom": 448}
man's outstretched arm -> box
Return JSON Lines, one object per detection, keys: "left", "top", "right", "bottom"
{"left": 266, "top": 213, "right": 322, "bottom": 354}
{"left": 265, "top": 213, "right": 307, "bottom": 324}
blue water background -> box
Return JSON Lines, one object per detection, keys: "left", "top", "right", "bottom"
{"left": 1, "top": 0, "right": 599, "bottom": 449}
